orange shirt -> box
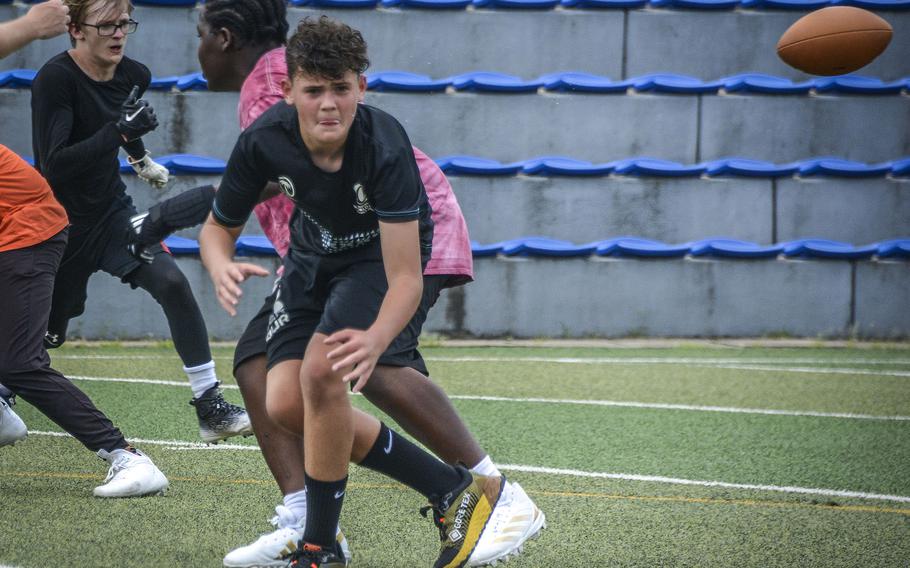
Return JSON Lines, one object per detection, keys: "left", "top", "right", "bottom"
{"left": 0, "top": 144, "right": 68, "bottom": 252}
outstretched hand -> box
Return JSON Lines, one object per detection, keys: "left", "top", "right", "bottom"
{"left": 210, "top": 261, "right": 270, "bottom": 316}
{"left": 324, "top": 329, "right": 385, "bottom": 393}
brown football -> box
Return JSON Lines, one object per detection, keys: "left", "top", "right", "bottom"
{"left": 776, "top": 6, "right": 893, "bottom": 76}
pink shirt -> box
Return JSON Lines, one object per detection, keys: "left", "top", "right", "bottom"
{"left": 238, "top": 47, "right": 473, "bottom": 282}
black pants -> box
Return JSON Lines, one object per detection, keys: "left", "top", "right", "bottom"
{"left": 0, "top": 229, "right": 127, "bottom": 452}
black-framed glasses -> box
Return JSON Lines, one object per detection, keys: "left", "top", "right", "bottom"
{"left": 80, "top": 19, "right": 138, "bottom": 37}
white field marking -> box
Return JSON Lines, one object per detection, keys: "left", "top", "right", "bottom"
{"left": 27, "top": 430, "right": 910, "bottom": 504}
{"left": 62, "top": 375, "right": 909, "bottom": 421}
{"left": 51, "top": 354, "right": 910, "bottom": 366}
{"left": 688, "top": 364, "right": 910, "bottom": 378}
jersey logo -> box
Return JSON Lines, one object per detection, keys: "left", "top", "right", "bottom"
{"left": 352, "top": 182, "right": 372, "bottom": 214}
{"left": 278, "top": 176, "right": 295, "bottom": 198}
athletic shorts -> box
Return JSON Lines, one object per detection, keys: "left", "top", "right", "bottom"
{"left": 233, "top": 249, "right": 449, "bottom": 377}
{"left": 50, "top": 195, "right": 165, "bottom": 322}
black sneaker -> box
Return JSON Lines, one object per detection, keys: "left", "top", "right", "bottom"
{"left": 286, "top": 542, "right": 348, "bottom": 568}
{"left": 126, "top": 212, "right": 155, "bottom": 264}
{"left": 189, "top": 383, "right": 253, "bottom": 443}
{"left": 421, "top": 465, "right": 505, "bottom": 568}
{"left": 0, "top": 384, "right": 15, "bottom": 405}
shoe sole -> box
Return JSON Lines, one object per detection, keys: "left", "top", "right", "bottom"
{"left": 200, "top": 424, "right": 254, "bottom": 444}
{"left": 94, "top": 485, "right": 169, "bottom": 498}
{"left": 468, "top": 508, "right": 547, "bottom": 567}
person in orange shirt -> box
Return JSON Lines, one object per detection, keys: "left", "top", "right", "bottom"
{"left": 0, "top": 145, "right": 169, "bottom": 497}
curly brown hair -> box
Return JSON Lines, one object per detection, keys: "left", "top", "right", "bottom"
{"left": 65, "top": 0, "right": 133, "bottom": 47}
{"left": 285, "top": 16, "right": 369, "bottom": 80}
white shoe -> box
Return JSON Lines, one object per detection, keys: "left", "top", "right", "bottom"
{"left": 468, "top": 481, "right": 546, "bottom": 567}
{"left": 0, "top": 394, "right": 28, "bottom": 447}
{"left": 93, "top": 447, "right": 169, "bottom": 498}
{"left": 223, "top": 505, "right": 352, "bottom": 567}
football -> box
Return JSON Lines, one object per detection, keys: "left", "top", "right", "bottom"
{"left": 776, "top": 6, "right": 893, "bottom": 76}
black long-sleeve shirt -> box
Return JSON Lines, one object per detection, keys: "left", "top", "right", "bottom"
{"left": 31, "top": 52, "right": 150, "bottom": 229}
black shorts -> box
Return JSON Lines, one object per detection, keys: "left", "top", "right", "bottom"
{"left": 50, "top": 195, "right": 166, "bottom": 322}
{"left": 232, "top": 250, "right": 449, "bottom": 377}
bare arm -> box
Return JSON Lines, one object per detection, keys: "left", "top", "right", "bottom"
{"left": 325, "top": 219, "right": 423, "bottom": 391}
{"left": 199, "top": 214, "right": 269, "bottom": 317}
{"left": 0, "top": 0, "right": 69, "bottom": 59}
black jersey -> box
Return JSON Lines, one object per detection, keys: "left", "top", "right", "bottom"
{"left": 31, "top": 52, "right": 150, "bottom": 229}
{"left": 213, "top": 103, "right": 433, "bottom": 259}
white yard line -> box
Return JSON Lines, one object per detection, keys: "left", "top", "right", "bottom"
{"left": 26, "top": 430, "right": 910, "bottom": 504}
{"left": 65, "top": 375, "right": 910, "bottom": 421}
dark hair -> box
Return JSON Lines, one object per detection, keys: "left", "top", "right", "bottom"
{"left": 286, "top": 16, "right": 369, "bottom": 80}
{"left": 200, "top": 0, "right": 288, "bottom": 47}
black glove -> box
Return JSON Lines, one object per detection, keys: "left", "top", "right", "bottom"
{"left": 116, "top": 85, "right": 158, "bottom": 142}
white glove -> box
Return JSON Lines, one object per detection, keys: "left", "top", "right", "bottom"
{"left": 128, "top": 152, "right": 169, "bottom": 189}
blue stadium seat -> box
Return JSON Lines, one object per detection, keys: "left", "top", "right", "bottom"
{"left": 162, "top": 236, "right": 200, "bottom": 255}
{"left": 721, "top": 73, "right": 814, "bottom": 94}
{"left": 309, "top": 0, "right": 381, "bottom": 7}
{"left": 633, "top": 73, "right": 724, "bottom": 94}
{"left": 614, "top": 158, "right": 706, "bottom": 177}
{"left": 890, "top": 158, "right": 910, "bottom": 177}
{"left": 540, "top": 72, "right": 632, "bottom": 93}
{"left": 473, "top": 0, "right": 561, "bottom": 8}
{"left": 704, "top": 158, "right": 800, "bottom": 177}
{"left": 501, "top": 237, "right": 595, "bottom": 257}
{"left": 470, "top": 241, "right": 505, "bottom": 257}
{"left": 0, "top": 69, "right": 36, "bottom": 87}
{"left": 133, "top": 0, "right": 196, "bottom": 5}
{"left": 561, "top": 0, "right": 647, "bottom": 7}
{"left": 449, "top": 72, "right": 543, "bottom": 93}
{"left": 831, "top": 0, "right": 910, "bottom": 9}
{"left": 367, "top": 71, "right": 450, "bottom": 92}
{"left": 149, "top": 75, "right": 179, "bottom": 90}
{"left": 782, "top": 238, "right": 878, "bottom": 259}
{"left": 384, "top": 0, "right": 473, "bottom": 7}
{"left": 236, "top": 236, "right": 279, "bottom": 256}
{"left": 521, "top": 156, "right": 615, "bottom": 176}
{"left": 649, "top": 0, "right": 740, "bottom": 9}
{"left": 435, "top": 155, "right": 524, "bottom": 175}
{"left": 597, "top": 237, "right": 691, "bottom": 257}
{"left": 813, "top": 75, "right": 908, "bottom": 95}
{"left": 876, "top": 239, "right": 910, "bottom": 259}
{"left": 162, "top": 154, "right": 227, "bottom": 174}
{"left": 176, "top": 72, "right": 207, "bottom": 91}
{"left": 690, "top": 238, "right": 784, "bottom": 258}
{"left": 798, "top": 158, "right": 893, "bottom": 177}
{"left": 741, "top": 0, "right": 830, "bottom": 8}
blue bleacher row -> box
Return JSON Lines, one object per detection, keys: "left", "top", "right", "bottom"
{"left": 165, "top": 234, "right": 910, "bottom": 260}
{"left": 6, "top": 0, "right": 909, "bottom": 11}
{"left": 4, "top": 69, "right": 910, "bottom": 95}
{"left": 21, "top": 153, "right": 909, "bottom": 178}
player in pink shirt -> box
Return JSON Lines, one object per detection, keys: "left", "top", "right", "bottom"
{"left": 123, "top": 3, "right": 544, "bottom": 566}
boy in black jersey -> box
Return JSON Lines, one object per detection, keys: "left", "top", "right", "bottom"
{"left": 30, "top": 0, "right": 251, "bottom": 444}
{"left": 200, "top": 17, "right": 513, "bottom": 568}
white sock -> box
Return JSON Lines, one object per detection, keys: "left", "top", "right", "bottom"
{"left": 283, "top": 488, "right": 308, "bottom": 524}
{"left": 184, "top": 360, "right": 218, "bottom": 399}
{"left": 470, "top": 455, "right": 502, "bottom": 478}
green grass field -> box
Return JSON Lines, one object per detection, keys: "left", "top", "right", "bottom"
{"left": 2, "top": 343, "right": 909, "bottom": 567}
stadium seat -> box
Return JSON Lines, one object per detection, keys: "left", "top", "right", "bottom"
{"left": 831, "top": 0, "right": 910, "bottom": 9}
{"left": 721, "top": 73, "right": 815, "bottom": 94}
{"left": 614, "top": 158, "right": 706, "bottom": 177}
{"left": 561, "top": 0, "right": 647, "bottom": 7}
{"left": 876, "top": 239, "right": 910, "bottom": 259}
{"left": 502, "top": 237, "right": 599, "bottom": 257}
{"left": 236, "top": 236, "right": 279, "bottom": 256}
{"left": 689, "top": 238, "right": 784, "bottom": 258}
{"left": 132, "top": 0, "right": 196, "bottom": 5}
{"left": 632, "top": 73, "right": 724, "bottom": 94}
{"left": 740, "top": 0, "right": 830, "bottom": 8}
{"left": 162, "top": 154, "right": 227, "bottom": 174}
{"left": 798, "top": 158, "right": 893, "bottom": 177}
{"left": 366, "top": 71, "right": 450, "bottom": 92}
{"left": 813, "top": 75, "right": 908, "bottom": 95}
{"left": 149, "top": 75, "right": 179, "bottom": 90}
{"left": 473, "top": 0, "right": 561, "bottom": 8}
{"left": 162, "top": 236, "right": 200, "bottom": 255}
{"left": 704, "top": 158, "right": 801, "bottom": 177}
{"left": 521, "top": 156, "right": 615, "bottom": 176}
{"left": 597, "top": 237, "right": 691, "bottom": 257}
{"left": 449, "top": 72, "right": 544, "bottom": 93}
{"left": 383, "top": 0, "right": 474, "bottom": 7}
{"left": 176, "top": 72, "right": 207, "bottom": 91}
{"left": 782, "top": 238, "right": 878, "bottom": 260}
{"left": 649, "top": 0, "right": 740, "bottom": 9}
{"left": 309, "top": 0, "right": 381, "bottom": 7}
{"left": 0, "top": 69, "right": 36, "bottom": 87}
{"left": 435, "top": 155, "right": 524, "bottom": 175}
{"left": 470, "top": 241, "right": 505, "bottom": 257}
{"left": 890, "top": 158, "right": 910, "bottom": 176}
{"left": 539, "top": 72, "right": 631, "bottom": 93}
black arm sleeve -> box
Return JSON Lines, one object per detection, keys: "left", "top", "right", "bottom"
{"left": 31, "top": 65, "right": 123, "bottom": 186}
{"left": 211, "top": 134, "right": 270, "bottom": 228}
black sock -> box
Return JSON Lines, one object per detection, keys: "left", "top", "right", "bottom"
{"left": 357, "top": 423, "right": 464, "bottom": 501}
{"left": 302, "top": 473, "right": 348, "bottom": 550}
